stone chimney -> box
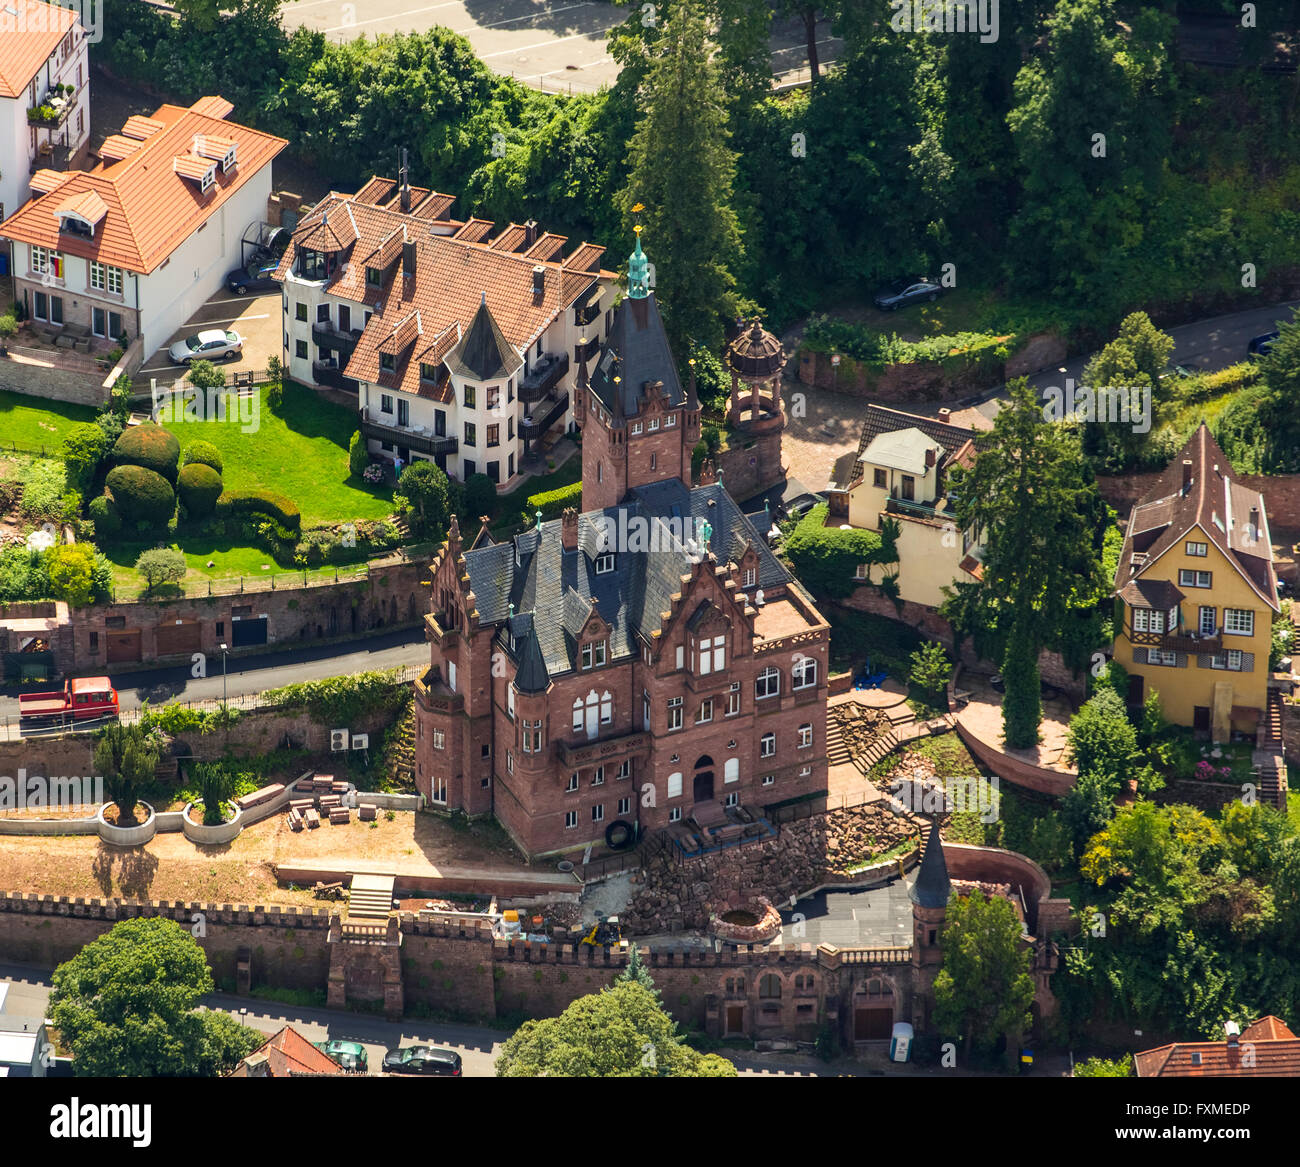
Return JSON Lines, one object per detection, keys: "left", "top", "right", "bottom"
{"left": 532, "top": 265, "right": 545, "bottom": 302}
{"left": 937, "top": 408, "right": 951, "bottom": 423}
{"left": 242, "top": 1053, "right": 270, "bottom": 1077}
{"left": 925, "top": 447, "right": 936, "bottom": 469}
{"left": 561, "top": 506, "right": 579, "bottom": 551}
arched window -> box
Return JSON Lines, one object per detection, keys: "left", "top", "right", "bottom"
{"left": 759, "top": 974, "right": 781, "bottom": 999}
{"left": 573, "top": 690, "right": 613, "bottom": 739}
{"left": 724, "top": 758, "right": 739, "bottom": 784}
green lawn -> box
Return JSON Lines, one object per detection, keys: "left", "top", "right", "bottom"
{"left": 0, "top": 388, "right": 96, "bottom": 453}
{"left": 159, "top": 380, "right": 393, "bottom": 527}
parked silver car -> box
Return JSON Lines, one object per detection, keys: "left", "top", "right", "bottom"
{"left": 168, "top": 329, "right": 244, "bottom": 365}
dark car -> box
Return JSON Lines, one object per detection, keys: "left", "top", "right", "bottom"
{"left": 784, "top": 492, "right": 826, "bottom": 520}
{"left": 226, "top": 259, "right": 280, "bottom": 296}
{"left": 382, "top": 1045, "right": 462, "bottom": 1076}
{"left": 313, "top": 1039, "right": 368, "bottom": 1073}
{"left": 873, "top": 278, "right": 942, "bottom": 311}
{"left": 1248, "top": 331, "right": 1279, "bottom": 358}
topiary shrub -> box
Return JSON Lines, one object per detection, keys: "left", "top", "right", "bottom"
{"left": 213, "top": 488, "right": 300, "bottom": 531}
{"left": 525, "top": 480, "right": 582, "bottom": 524}
{"left": 104, "top": 464, "right": 175, "bottom": 525}
{"left": 88, "top": 491, "right": 122, "bottom": 536}
{"left": 177, "top": 462, "right": 223, "bottom": 518}
{"left": 181, "top": 440, "right": 224, "bottom": 476}
{"left": 112, "top": 423, "right": 181, "bottom": 484}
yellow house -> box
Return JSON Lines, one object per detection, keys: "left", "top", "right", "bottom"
{"left": 826, "top": 405, "right": 983, "bottom": 608}
{"left": 1113, "top": 424, "right": 1279, "bottom": 741}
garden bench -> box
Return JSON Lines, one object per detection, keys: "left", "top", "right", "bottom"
{"left": 329, "top": 808, "right": 350, "bottom": 825}
{"left": 358, "top": 804, "right": 377, "bottom": 822}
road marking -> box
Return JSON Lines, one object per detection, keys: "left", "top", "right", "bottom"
{"left": 480, "top": 23, "right": 624, "bottom": 58}
{"left": 319, "top": 0, "right": 467, "bottom": 33}
{"left": 204, "top": 295, "right": 278, "bottom": 307}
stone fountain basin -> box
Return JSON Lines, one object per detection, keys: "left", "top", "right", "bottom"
{"left": 708, "top": 895, "right": 782, "bottom": 944}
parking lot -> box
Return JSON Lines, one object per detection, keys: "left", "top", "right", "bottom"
{"left": 134, "top": 288, "right": 283, "bottom": 389}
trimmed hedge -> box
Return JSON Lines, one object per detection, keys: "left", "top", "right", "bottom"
{"left": 177, "top": 462, "right": 223, "bottom": 517}
{"left": 784, "top": 503, "right": 897, "bottom": 599}
{"left": 182, "top": 439, "right": 225, "bottom": 476}
{"left": 113, "top": 423, "right": 181, "bottom": 484}
{"left": 525, "top": 480, "right": 583, "bottom": 523}
{"left": 214, "top": 488, "right": 301, "bottom": 531}
{"left": 88, "top": 491, "right": 122, "bottom": 536}
{"left": 104, "top": 464, "right": 175, "bottom": 525}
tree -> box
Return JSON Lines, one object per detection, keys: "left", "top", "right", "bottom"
{"left": 43, "top": 543, "right": 99, "bottom": 608}
{"left": 611, "top": 944, "right": 661, "bottom": 1005}
{"left": 496, "top": 981, "right": 736, "bottom": 1077}
{"left": 0, "top": 313, "right": 16, "bottom": 348}
{"left": 1074, "top": 1054, "right": 1133, "bottom": 1077}
{"left": 60, "top": 423, "right": 110, "bottom": 494}
{"left": 1078, "top": 312, "right": 1175, "bottom": 470}
{"left": 1251, "top": 308, "right": 1300, "bottom": 472}
{"left": 462, "top": 473, "right": 497, "bottom": 523}
{"left": 192, "top": 762, "right": 240, "bottom": 826}
{"left": 186, "top": 359, "right": 226, "bottom": 393}
{"left": 616, "top": 0, "right": 744, "bottom": 354}
{"left": 942, "top": 380, "right": 1109, "bottom": 747}
{"left": 348, "top": 430, "right": 368, "bottom": 479}
{"left": 1065, "top": 688, "right": 1137, "bottom": 788}
{"left": 93, "top": 721, "right": 160, "bottom": 826}
{"left": 135, "top": 547, "right": 187, "bottom": 594}
{"left": 49, "top": 917, "right": 262, "bottom": 1077}
{"left": 908, "top": 641, "right": 952, "bottom": 703}
{"left": 931, "top": 890, "right": 1035, "bottom": 1058}
{"left": 394, "top": 460, "right": 452, "bottom": 538}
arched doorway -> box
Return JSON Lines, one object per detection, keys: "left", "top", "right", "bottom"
{"left": 693, "top": 755, "right": 714, "bottom": 803}
{"left": 853, "top": 975, "right": 896, "bottom": 1041}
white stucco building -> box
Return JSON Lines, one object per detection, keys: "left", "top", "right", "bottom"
{"left": 0, "top": 95, "right": 286, "bottom": 356}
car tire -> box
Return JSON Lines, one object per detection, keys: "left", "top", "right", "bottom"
{"left": 605, "top": 820, "right": 635, "bottom": 850}
{"left": 235, "top": 286, "right": 248, "bottom": 296}
{"left": 225, "top": 350, "right": 238, "bottom": 361}
{"left": 928, "top": 293, "right": 938, "bottom": 302}
{"left": 182, "top": 358, "right": 193, "bottom": 367}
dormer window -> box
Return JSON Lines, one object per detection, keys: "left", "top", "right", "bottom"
{"left": 743, "top": 567, "right": 756, "bottom": 588}
{"left": 594, "top": 553, "right": 614, "bottom": 574}
{"left": 581, "top": 641, "right": 607, "bottom": 670}
{"left": 366, "top": 266, "right": 381, "bottom": 287}
{"left": 60, "top": 215, "right": 93, "bottom": 238}
{"left": 379, "top": 353, "right": 396, "bottom": 373}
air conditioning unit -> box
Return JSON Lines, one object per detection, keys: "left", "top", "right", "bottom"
{"left": 330, "top": 729, "right": 349, "bottom": 752}
{"left": 351, "top": 733, "right": 369, "bottom": 750}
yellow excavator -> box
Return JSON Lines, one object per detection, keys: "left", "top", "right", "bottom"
{"left": 578, "top": 914, "right": 623, "bottom": 947}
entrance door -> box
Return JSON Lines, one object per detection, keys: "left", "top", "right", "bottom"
{"left": 1127, "top": 672, "right": 1144, "bottom": 708}
{"left": 725, "top": 1005, "right": 744, "bottom": 1035}
{"left": 106, "top": 629, "right": 141, "bottom": 664}
{"left": 338, "top": 305, "right": 350, "bottom": 333}
{"left": 693, "top": 771, "right": 714, "bottom": 802}
{"left": 231, "top": 616, "right": 268, "bottom": 647}
{"left": 1194, "top": 705, "right": 1211, "bottom": 732}
{"left": 855, "top": 1007, "right": 892, "bottom": 1040}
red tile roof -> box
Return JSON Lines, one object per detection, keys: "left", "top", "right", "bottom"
{"left": 228, "top": 1026, "right": 346, "bottom": 1078}
{"left": 98, "top": 134, "right": 142, "bottom": 163}
{"left": 1134, "top": 1017, "right": 1300, "bottom": 1077}
{"left": 0, "top": 98, "right": 287, "bottom": 275}
{"left": 54, "top": 189, "right": 108, "bottom": 226}
{"left": 0, "top": 0, "right": 77, "bottom": 99}
{"left": 190, "top": 95, "right": 234, "bottom": 119}
{"left": 277, "top": 184, "right": 614, "bottom": 398}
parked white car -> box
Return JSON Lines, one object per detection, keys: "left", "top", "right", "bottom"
{"left": 168, "top": 329, "right": 244, "bottom": 365}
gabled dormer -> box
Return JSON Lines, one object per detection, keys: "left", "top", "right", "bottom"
{"left": 54, "top": 190, "right": 107, "bottom": 240}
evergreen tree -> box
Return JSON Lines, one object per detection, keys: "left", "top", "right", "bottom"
{"left": 616, "top": 0, "right": 743, "bottom": 354}
{"left": 93, "top": 722, "right": 161, "bottom": 826}
{"left": 943, "top": 379, "right": 1108, "bottom": 748}
{"left": 612, "top": 944, "right": 661, "bottom": 1004}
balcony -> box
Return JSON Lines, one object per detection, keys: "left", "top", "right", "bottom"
{"left": 521, "top": 390, "right": 569, "bottom": 442}
{"left": 1131, "top": 628, "right": 1223, "bottom": 655}
{"left": 311, "top": 361, "right": 358, "bottom": 392}
{"left": 574, "top": 298, "right": 601, "bottom": 327}
{"left": 361, "top": 416, "right": 458, "bottom": 458}
{"left": 559, "top": 727, "right": 652, "bottom": 767}
{"left": 884, "top": 494, "right": 948, "bottom": 521}
{"left": 28, "top": 96, "right": 74, "bottom": 130}
{"left": 519, "top": 351, "right": 569, "bottom": 403}
{"left": 312, "top": 321, "right": 363, "bottom": 355}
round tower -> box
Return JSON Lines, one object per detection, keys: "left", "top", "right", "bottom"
{"left": 725, "top": 318, "right": 785, "bottom": 432}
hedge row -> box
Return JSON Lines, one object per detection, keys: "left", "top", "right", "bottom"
{"left": 214, "top": 488, "right": 301, "bottom": 531}
{"left": 784, "top": 503, "right": 898, "bottom": 599}
{"left": 803, "top": 314, "right": 1016, "bottom": 371}
{"left": 525, "top": 480, "right": 583, "bottom": 523}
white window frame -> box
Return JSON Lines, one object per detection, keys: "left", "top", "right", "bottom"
{"left": 594, "top": 553, "right": 615, "bottom": 574}
{"left": 664, "top": 414, "right": 676, "bottom": 428}
{"left": 760, "top": 732, "right": 776, "bottom": 758}
{"left": 667, "top": 696, "right": 683, "bottom": 731}
{"left": 1178, "top": 569, "right": 1212, "bottom": 589}
{"left": 756, "top": 667, "right": 780, "bottom": 700}
{"left": 432, "top": 728, "right": 445, "bottom": 750}
{"left": 698, "top": 699, "right": 713, "bottom": 724}
{"left": 1199, "top": 606, "right": 1216, "bottom": 636}
{"left": 1149, "top": 649, "right": 1177, "bottom": 666}
{"left": 1224, "top": 608, "right": 1254, "bottom": 636}
{"left": 566, "top": 772, "right": 579, "bottom": 792}
{"left": 727, "top": 682, "right": 741, "bottom": 716}
{"left": 669, "top": 806, "right": 682, "bottom": 822}
{"left": 565, "top": 811, "right": 578, "bottom": 829}
{"left": 799, "top": 723, "right": 813, "bottom": 748}
{"left": 724, "top": 758, "right": 739, "bottom": 784}
{"left": 507, "top": 684, "right": 515, "bottom": 718}
{"left": 793, "top": 657, "right": 818, "bottom": 690}
{"left": 1186, "top": 541, "right": 1208, "bottom": 557}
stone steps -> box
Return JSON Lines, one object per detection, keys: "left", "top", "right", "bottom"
{"left": 853, "top": 729, "right": 898, "bottom": 774}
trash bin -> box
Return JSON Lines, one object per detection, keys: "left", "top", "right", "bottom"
{"left": 890, "top": 1022, "right": 913, "bottom": 1063}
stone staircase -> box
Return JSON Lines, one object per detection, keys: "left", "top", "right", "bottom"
{"left": 386, "top": 702, "right": 416, "bottom": 790}
{"left": 826, "top": 714, "right": 851, "bottom": 766}
{"left": 853, "top": 728, "right": 898, "bottom": 774}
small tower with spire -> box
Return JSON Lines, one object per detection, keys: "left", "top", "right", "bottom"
{"left": 909, "top": 820, "right": 952, "bottom": 1029}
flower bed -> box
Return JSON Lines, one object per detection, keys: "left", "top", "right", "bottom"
{"left": 181, "top": 801, "right": 243, "bottom": 845}
{"left": 97, "top": 801, "right": 157, "bottom": 846}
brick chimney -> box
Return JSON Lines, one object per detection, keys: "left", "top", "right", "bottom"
{"left": 937, "top": 408, "right": 951, "bottom": 423}
{"left": 925, "top": 446, "right": 936, "bottom": 469}
{"left": 561, "top": 506, "right": 579, "bottom": 551}
{"left": 532, "top": 264, "right": 545, "bottom": 302}
{"left": 1182, "top": 459, "right": 1193, "bottom": 494}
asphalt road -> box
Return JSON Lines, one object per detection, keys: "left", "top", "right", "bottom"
{"left": 970, "top": 298, "right": 1300, "bottom": 425}
{"left": 278, "top": 0, "right": 838, "bottom": 92}
{"left": 0, "top": 626, "right": 427, "bottom": 718}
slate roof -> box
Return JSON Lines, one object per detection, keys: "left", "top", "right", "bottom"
{"left": 507, "top": 612, "right": 551, "bottom": 694}
{"left": 833, "top": 405, "right": 976, "bottom": 491}
{"left": 445, "top": 295, "right": 524, "bottom": 381}
{"left": 1134, "top": 1017, "right": 1300, "bottom": 1078}
{"left": 588, "top": 294, "right": 684, "bottom": 420}
{"left": 908, "top": 830, "right": 951, "bottom": 909}
{"left": 1114, "top": 424, "right": 1278, "bottom": 612}
{"left": 464, "top": 480, "right": 789, "bottom": 679}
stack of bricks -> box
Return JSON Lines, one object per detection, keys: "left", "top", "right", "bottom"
{"left": 305, "top": 808, "right": 320, "bottom": 829}
{"left": 329, "top": 807, "right": 350, "bottom": 825}
{"left": 286, "top": 808, "right": 304, "bottom": 831}
{"left": 358, "top": 804, "right": 377, "bottom": 822}
{"left": 319, "top": 794, "right": 341, "bottom": 812}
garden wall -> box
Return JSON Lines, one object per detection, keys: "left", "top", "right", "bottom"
{"left": 0, "top": 355, "right": 109, "bottom": 409}
{"left": 1099, "top": 468, "right": 1300, "bottom": 535}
